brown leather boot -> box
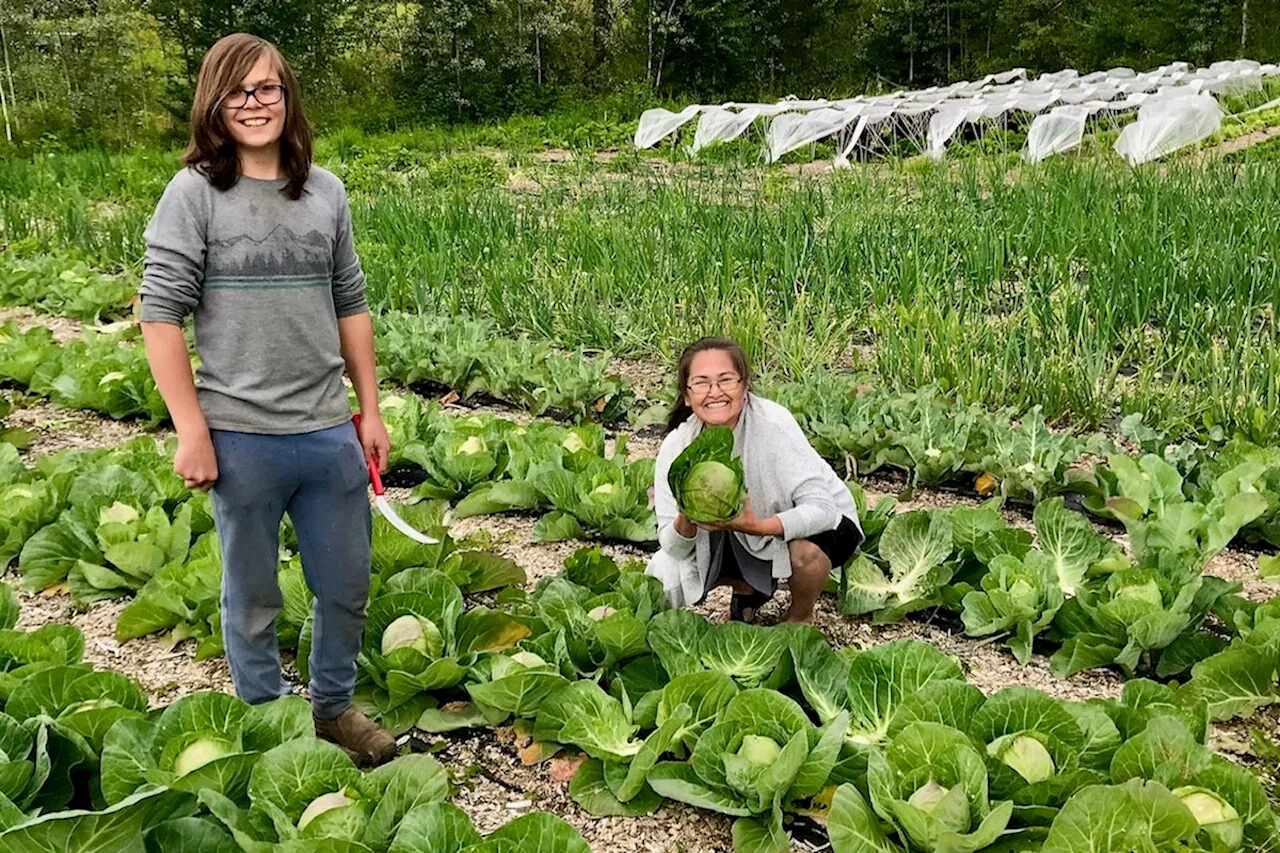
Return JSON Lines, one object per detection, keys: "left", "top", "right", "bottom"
{"left": 314, "top": 707, "right": 397, "bottom": 767}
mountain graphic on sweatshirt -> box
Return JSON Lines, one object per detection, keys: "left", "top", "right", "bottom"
{"left": 205, "top": 223, "right": 332, "bottom": 279}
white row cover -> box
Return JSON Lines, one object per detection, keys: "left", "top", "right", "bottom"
{"left": 635, "top": 58, "right": 1277, "bottom": 165}
{"left": 1114, "top": 93, "right": 1224, "bottom": 164}
{"left": 633, "top": 105, "right": 701, "bottom": 150}
{"left": 1024, "top": 106, "right": 1091, "bottom": 164}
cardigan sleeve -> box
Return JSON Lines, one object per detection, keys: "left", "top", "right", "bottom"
{"left": 654, "top": 429, "right": 697, "bottom": 559}
{"left": 768, "top": 407, "right": 844, "bottom": 541}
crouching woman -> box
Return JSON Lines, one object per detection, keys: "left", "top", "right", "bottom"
{"left": 646, "top": 337, "right": 863, "bottom": 623}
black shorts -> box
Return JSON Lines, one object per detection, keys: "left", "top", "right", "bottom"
{"left": 719, "top": 515, "right": 864, "bottom": 595}
{"left": 807, "top": 515, "right": 865, "bottom": 570}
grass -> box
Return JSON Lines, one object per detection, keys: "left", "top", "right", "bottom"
{"left": 2, "top": 122, "right": 1280, "bottom": 443}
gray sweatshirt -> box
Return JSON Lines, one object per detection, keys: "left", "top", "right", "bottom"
{"left": 139, "top": 165, "right": 368, "bottom": 434}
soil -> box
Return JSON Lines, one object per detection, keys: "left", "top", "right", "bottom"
{"left": 10, "top": 579, "right": 234, "bottom": 707}
{"left": 0, "top": 305, "right": 85, "bottom": 344}
{"left": 7, "top": 396, "right": 160, "bottom": 457}
{"left": 1198, "top": 124, "right": 1280, "bottom": 159}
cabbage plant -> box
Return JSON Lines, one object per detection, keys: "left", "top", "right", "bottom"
{"left": 793, "top": 635, "right": 963, "bottom": 746}
{"left": 533, "top": 680, "right": 694, "bottom": 817}
{"left": 405, "top": 420, "right": 507, "bottom": 500}
{"left": 840, "top": 510, "right": 954, "bottom": 621}
{"left": 450, "top": 556, "right": 666, "bottom": 729}
{"left": 968, "top": 687, "right": 1107, "bottom": 817}
{"left": 960, "top": 498, "right": 1114, "bottom": 663}
{"left": 1048, "top": 452, "right": 1270, "bottom": 677}
{"left": 532, "top": 457, "right": 656, "bottom": 542}
{"left": 647, "top": 689, "right": 847, "bottom": 853}
{"left": 199, "top": 737, "right": 451, "bottom": 851}
{"left": 864, "top": 722, "right": 1013, "bottom": 852}
{"left": 358, "top": 574, "right": 529, "bottom": 725}
{"left": 667, "top": 426, "right": 745, "bottom": 524}
{"left": 1106, "top": 716, "right": 1276, "bottom": 849}
{"left": 5, "top": 663, "right": 147, "bottom": 754}
{"left": 99, "top": 692, "right": 314, "bottom": 806}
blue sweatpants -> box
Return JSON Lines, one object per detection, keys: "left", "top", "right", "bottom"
{"left": 209, "top": 422, "right": 372, "bottom": 720}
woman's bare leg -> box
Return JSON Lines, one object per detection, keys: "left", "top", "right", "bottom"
{"left": 785, "top": 540, "right": 832, "bottom": 623}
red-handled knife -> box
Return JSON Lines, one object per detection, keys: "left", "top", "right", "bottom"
{"left": 353, "top": 413, "right": 439, "bottom": 545}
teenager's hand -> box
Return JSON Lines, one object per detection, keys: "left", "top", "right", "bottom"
{"left": 358, "top": 411, "right": 392, "bottom": 473}
{"left": 175, "top": 431, "right": 218, "bottom": 491}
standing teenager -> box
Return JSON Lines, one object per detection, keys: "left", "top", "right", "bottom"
{"left": 138, "top": 33, "right": 395, "bottom": 766}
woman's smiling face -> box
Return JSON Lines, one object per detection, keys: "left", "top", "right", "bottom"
{"left": 685, "top": 349, "right": 747, "bottom": 428}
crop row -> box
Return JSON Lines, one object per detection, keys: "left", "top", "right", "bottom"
{"left": 2, "top": 494, "right": 1275, "bottom": 851}
{"left": 0, "top": 402, "right": 1275, "bottom": 847}
{"left": 0, "top": 590, "right": 594, "bottom": 851}
{"left": 381, "top": 394, "right": 1280, "bottom": 686}
{"left": 2, "top": 250, "right": 1279, "bottom": 522}
{"left": 0, "top": 254, "right": 136, "bottom": 323}
{"left": 376, "top": 310, "right": 635, "bottom": 423}
{"left": 2, "top": 314, "right": 1278, "bottom": 556}
{"left": 345, "top": 546, "right": 1280, "bottom": 852}
{"left": 5, "top": 417, "right": 1279, "bottom": 718}
{"left": 3, "top": 295, "right": 1278, "bottom": 548}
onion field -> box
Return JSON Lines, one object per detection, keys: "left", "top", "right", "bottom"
{"left": 0, "top": 118, "right": 1278, "bottom": 852}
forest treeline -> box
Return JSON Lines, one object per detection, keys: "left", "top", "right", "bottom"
{"left": 1, "top": 0, "right": 1277, "bottom": 148}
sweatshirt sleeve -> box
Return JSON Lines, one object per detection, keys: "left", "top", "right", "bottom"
{"left": 331, "top": 183, "right": 369, "bottom": 318}
{"left": 654, "top": 432, "right": 696, "bottom": 560}
{"left": 771, "top": 408, "right": 843, "bottom": 542}
{"left": 139, "top": 171, "right": 206, "bottom": 325}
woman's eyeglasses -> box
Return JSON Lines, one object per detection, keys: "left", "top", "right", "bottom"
{"left": 687, "top": 375, "right": 743, "bottom": 394}
{"left": 222, "top": 84, "right": 286, "bottom": 110}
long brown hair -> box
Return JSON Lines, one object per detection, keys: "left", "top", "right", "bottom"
{"left": 182, "top": 34, "right": 312, "bottom": 200}
{"left": 664, "top": 337, "right": 754, "bottom": 434}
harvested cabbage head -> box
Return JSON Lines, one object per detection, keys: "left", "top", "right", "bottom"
{"left": 668, "top": 427, "right": 746, "bottom": 524}
{"left": 683, "top": 462, "right": 742, "bottom": 521}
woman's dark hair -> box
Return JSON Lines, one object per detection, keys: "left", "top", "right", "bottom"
{"left": 182, "top": 33, "right": 312, "bottom": 201}
{"left": 664, "top": 337, "right": 753, "bottom": 434}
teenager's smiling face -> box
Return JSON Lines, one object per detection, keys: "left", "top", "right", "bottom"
{"left": 685, "top": 349, "right": 746, "bottom": 428}
{"left": 222, "top": 54, "right": 286, "bottom": 152}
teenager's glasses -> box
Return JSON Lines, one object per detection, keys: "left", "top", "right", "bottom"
{"left": 222, "top": 84, "right": 285, "bottom": 110}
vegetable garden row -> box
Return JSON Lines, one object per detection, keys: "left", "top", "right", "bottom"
{"left": 0, "top": 582, "right": 597, "bottom": 851}
{"left": 0, "top": 515, "right": 1274, "bottom": 850}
